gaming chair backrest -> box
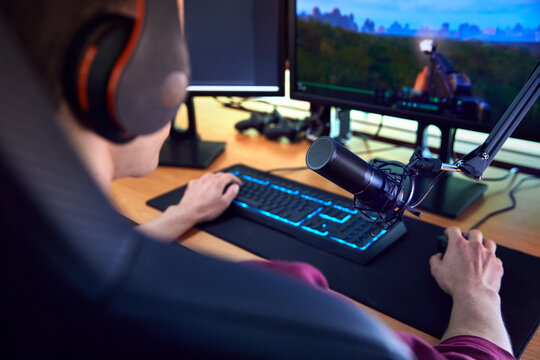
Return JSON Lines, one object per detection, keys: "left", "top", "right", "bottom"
{"left": 0, "top": 15, "right": 413, "bottom": 360}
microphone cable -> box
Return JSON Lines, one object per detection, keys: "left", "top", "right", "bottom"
{"left": 408, "top": 171, "right": 445, "bottom": 210}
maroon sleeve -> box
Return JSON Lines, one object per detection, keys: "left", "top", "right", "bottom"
{"left": 244, "top": 261, "right": 515, "bottom": 360}
{"left": 242, "top": 259, "right": 329, "bottom": 289}
{"left": 435, "top": 335, "right": 515, "bottom": 360}
{"left": 397, "top": 332, "right": 515, "bottom": 360}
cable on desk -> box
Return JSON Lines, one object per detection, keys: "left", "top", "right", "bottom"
{"left": 354, "top": 144, "right": 400, "bottom": 157}
{"left": 470, "top": 176, "right": 540, "bottom": 230}
{"left": 356, "top": 116, "right": 385, "bottom": 142}
{"left": 481, "top": 167, "right": 519, "bottom": 182}
{"left": 214, "top": 96, "right": 252, "bottom": 112}
{"left": 215, "top": 96, "right": 307, "bottom": 114}
{"left": 252, "top": 97, "right": 311, "bottom": 112}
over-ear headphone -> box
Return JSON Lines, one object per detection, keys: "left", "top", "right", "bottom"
{"left": 62, "top": 0, "right": 189, "bottom": 143}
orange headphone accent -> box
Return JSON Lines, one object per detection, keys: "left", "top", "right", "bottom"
{"left": 77, "top": 45, "right": 99, "bottom": 111}
{"left": 106, "top": 0, "right": 146, "bottom": 129}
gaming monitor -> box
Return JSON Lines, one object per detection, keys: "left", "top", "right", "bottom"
{"left": 289, "top": 0, "right": 540, "bottom": 142}
{"left": 289, "top": 0, "right": 540, "bottom": 217}
{"left": 184, "top": 0, "right": 285, "bottom": 96}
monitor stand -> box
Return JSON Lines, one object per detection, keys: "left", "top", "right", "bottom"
{"left": 159, "top": 95, "right": 225, "bottom": 169}
{"left": 307, "top": 103, "right": 351, "bottom": 143}
{"left": 413, "top": 124, "right": 487, "bottom": 218}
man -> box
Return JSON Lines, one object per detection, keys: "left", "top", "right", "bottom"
{"left": 57, "top": 99, "right": 242, "bottom": 242}
{"left": 2, "top": 0, "right": 242, "bottom": 243}
{"left": 0, "top": 1, "right": 514, "bottom": 359}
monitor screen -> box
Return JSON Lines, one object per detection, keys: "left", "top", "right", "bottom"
{"left": 290, "top": 0, "right": 540, "bottom": 142}
{"left": 184, "top": 0, "right": 285, "bottom": 96}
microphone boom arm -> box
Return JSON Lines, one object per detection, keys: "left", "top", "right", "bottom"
{"left": 438, "top": 60, "right": 540, "bottom": 180}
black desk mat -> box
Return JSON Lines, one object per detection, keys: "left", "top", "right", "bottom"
{"left": 148, "top": 184, "right": 540, "bottom": 358}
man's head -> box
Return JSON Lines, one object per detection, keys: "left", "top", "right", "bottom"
{"left": 0, "top": 0, "right": 190, "bottom": 180}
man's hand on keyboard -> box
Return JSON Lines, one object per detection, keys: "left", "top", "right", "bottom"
{"left": 177, "top": 172, "right": 242, "bottom": 224}
{"left": 136, "top": 172, "right": 242, "bottom": 242}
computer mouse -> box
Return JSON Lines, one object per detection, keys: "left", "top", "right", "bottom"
{"left": 436, "top": 233, "right": 468, "bottom": 254}
{"left": 436, "top": 235, "right": 449, "bottom": 254}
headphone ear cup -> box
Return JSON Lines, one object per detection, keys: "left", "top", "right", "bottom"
{"left": 114, "top": 0, "right": 188, "bottom": 137}
{"left": 63, "top": 15, "right": 135, "bottom": 143}
{"left": 64, "top": 1, "right": 187, "bottom": 142}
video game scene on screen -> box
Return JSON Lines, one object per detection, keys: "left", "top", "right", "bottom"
{"left": 295, "top": 0, "right": 540, "bottom": 134}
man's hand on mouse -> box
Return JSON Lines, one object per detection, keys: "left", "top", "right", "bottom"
{"left": 429, "top": 226, "right": 503, "bottom": 299}
{"left": 429, "top": 229, "right": 512, "bottom": 353}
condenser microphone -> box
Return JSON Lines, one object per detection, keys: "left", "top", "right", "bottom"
{"left": 306, "top": 137, "right": 404, "bottom": 214}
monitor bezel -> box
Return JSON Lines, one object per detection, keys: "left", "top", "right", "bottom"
{"left": 186, "top": 0, "right": 286, "bottom": 97}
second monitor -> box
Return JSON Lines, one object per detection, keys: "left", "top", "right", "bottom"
{"left": 159, "top": 0, "right": 286, "bottom": 168}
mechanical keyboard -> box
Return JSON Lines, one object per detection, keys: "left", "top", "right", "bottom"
{"left": 147, "top": 164, "right": 407, "bottom": 265}
{"left": 226, "top": 164, "right": 407, "bottom": 264}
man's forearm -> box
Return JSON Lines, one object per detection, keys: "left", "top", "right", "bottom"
{"left": 136, "top": 206, "right": 196, "bottom": 242}
{"left": 443, "top": 289, "right": 513, "bottom": 355}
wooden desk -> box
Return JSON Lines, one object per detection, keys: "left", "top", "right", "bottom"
{"left": 111, "top": 97, "right": 540, "bottom": 359}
